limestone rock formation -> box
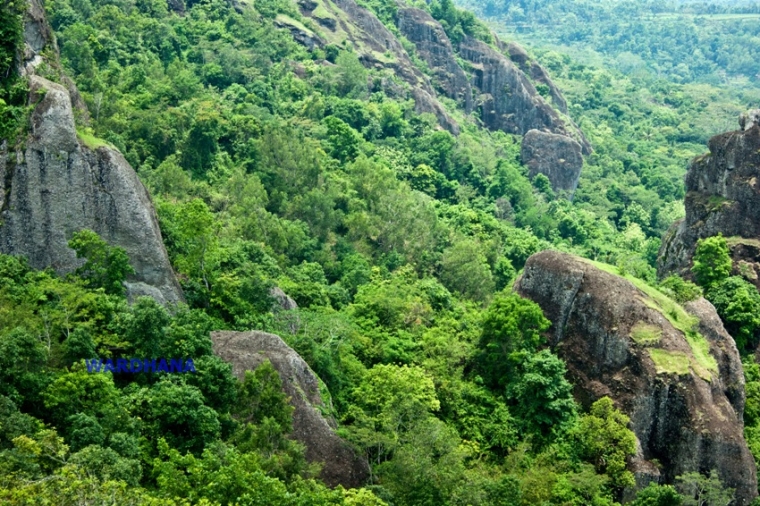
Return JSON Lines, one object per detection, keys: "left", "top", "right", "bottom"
{"left": 658, "top": 123, "right": 760, "bottom": 291}
{"left": 458, "top": 36, "right": 591, "bottom": 154}
{"left": 503, "top": 40, "right": 568, "bottom": 115}
{"left": 520, "top": 129, "right": 584, "bottom": 196}
{"left": 516, "top": 250, "right": 757, "bottom": 504}
{"left": 0, "top": 0, "right": 183, "bottom": 305}
{"left": 295, "top": 0, "right": 459, "bottom": 134}
{"left": 397, "top": 8, "right": 473, "bottom": 113}
{"left": 211, "top": 330, "right": 370, "bottom": 488}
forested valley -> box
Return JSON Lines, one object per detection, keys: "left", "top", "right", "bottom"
{"left": 1, "top": 0, "right": 760, "bottom": 503}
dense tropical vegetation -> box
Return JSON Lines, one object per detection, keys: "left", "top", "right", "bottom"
{"left": 1, "top": 0, "right": 760, "bottom": 503}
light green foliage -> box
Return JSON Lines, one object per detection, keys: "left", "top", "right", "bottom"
{"left": 8, "top": 0, "right": 757, "bottom": 500}
{"left": 675, "top": 471, "right": 734, "bottom": 506}
{"left": 573, "top": 397, "right": 636, "bottom": 491}
{"left": 692, "top": 235, "right": 732, "bottom": 288}
{"left": 659, "top": 275, "right": 702, "bottom": 304}
{"left": 630, "top": 322, "right": 662, "bottom": 346}
{"left": 649, "top": 349, "right": 691, "bottom": 376}
{"left": 68, "top": 229, "right": 135, "bottom": 296}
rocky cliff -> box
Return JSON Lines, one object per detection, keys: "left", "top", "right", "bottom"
{"left": 517, "top": 250, "right": 757, "bottom": 504}
{"left": 211, "top": 330, "right": 370, "bottom": 488}
{"left": 0, "top": 0, "right": 183, "bottom": 305}
{"left": 658, "top": 123, "right": 760, "bottom": 291}
{"left": 277, "top": 0, "right": 590, "bottom": 177}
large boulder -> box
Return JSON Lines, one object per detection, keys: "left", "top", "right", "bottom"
{"left": 520, "top": 129, "right": 584, "bottom": 197}
{"left": 0, "top": 1, "right": 183, "bottom": 305}
{"left": 658, "top": 123, "right": 760, "bottom": 289}
{"left": 516, "top": 250, "right": 757, "bottom": 504}
{"left": 211, "top": 330, "right": 370, "bottom": 489}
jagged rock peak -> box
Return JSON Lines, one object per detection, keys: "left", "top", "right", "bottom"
{"left": 658, "top": 123, "right": 760, "bottom": 291}
{"left": 211, "top": 330, "right": 370, "bottom": 488}
{"left": 0, "top": 0, "right": 184, "bottom": 305}
{"left": 517, "top": 250, "right": 757, "bottom": 504}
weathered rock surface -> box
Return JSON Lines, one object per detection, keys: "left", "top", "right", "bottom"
{"left": 270, "top": 286, "right": 298, "bottom": 311}
{"left": 517, "top": 250, "right": 757, "bottom": 504}
{"left": 397, "top": 8, "right": 473, "bottom": 113}
{"left": 503, "top": 40, "right": 568, "bottom": 115}
{"left": 458, "top": 36, "right": 591, "bottom": 154}
{"left": 211, "top": 330, "right": 370, "bottom": 488}
{"left": 520, "top": 129, "right": 584, "bottom": 196}
{"left": 295, "top": 0, "right": 459, "bottom": 134}
{"left": 0, "top": 1, "right": 183, "bottom": 305}
{"left": 658, "top": 124, "right": 760, "bottom": 290}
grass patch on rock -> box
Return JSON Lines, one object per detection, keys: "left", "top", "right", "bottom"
{"left": 583, "top": 258, "right": 717, "bottom": 380}
{"left": 630, "top": 322, "right": 662, "bottom": 346}
{"left": 649, "top": 349, "right": 691, "bottom": 376}
{"left": 77, "top": 128, "right": 110, "bottom": 150}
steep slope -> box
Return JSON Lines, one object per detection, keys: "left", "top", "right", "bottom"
{"left": 517, "top": 250, "right": 757, "bottom": 504}
{"left": 658, "top": 121, "right": 760, "bottom": 290}
{"left": 0, "top": 0, "right": 183, "bottom": 305}
{"left": 278, "top": 0, "right": 590, "bottom": 193}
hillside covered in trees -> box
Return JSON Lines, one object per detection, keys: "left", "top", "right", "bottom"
{"left": 1, "top": 0, "right": 760, "bottom": 504}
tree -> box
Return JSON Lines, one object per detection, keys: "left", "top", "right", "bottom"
{"left": 439, "top": 239, "right": 495, "bottom": 301}
{"left": 705, "top": 276, "right": 760, "bottom": 351}
{"left": 691, "top": 235, "right": 732, "bottom": 288}
{"left": 68, "top": 229, "right": 135, "bottom": 296}
{"left": 507, "top": 350, "right": 577, "bottom": 444}
{"left": 574, "top": 397, "right": 636, "bottom": 490}
{"left": 631, "top": 483, "right": 683, "bottom": 506}
{"left": 477, "top": 294, "right": 551, "bottom": 388}
{"left": 675, "top": 471, "right": 734, "bottom": 506}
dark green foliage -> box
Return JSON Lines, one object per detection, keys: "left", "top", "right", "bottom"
{"left": 630, "top": 483, "right": 683, "bottom": 506}
{"left": 0, "top": 0, "right": 27, "bottom": 142}
{"left": 706, "top": 276, "right": 760, "bottom": 351}
{"left": 62, "top": 327, "right": 97, "bottom": 365}
{"left": 506, "top": 350, "right": 578, "bottom": 444}
{"left": 68, "top": 230, "right": 135, "bottom": 296}
{"left": 477, "top": 293, "right": 551, "bottom": 388}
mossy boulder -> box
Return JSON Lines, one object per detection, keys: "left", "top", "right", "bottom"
{"left": 517, "top": 250, "right": 757, "bottom": 504}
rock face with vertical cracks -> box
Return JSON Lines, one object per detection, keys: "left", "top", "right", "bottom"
{"left": 516, "top": 250, "right": 757, "bottom": 504}
{"left": 658, "top": 124, "right": 760, "bottom": 291}
{"left": 0, "top": 0, "right": 183, "bottom": 305}
{"left": 397, "top": 8, "right": 473, "bottom": 113}
{"left": 520, "top": 129, "right": 584, "bottom": 197}
{"left": 211, "top": 330, "right": 370, "bottom": 489}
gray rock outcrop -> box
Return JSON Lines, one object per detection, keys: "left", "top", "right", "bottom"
{"left": 397, "top": 8, "right": 473, "bottom": 113}
{"left": 295, "top": 0, "right": 460, "bottom": 134}
{"left": 521, "top": 129, "right": 584, "bottom": 197}
{"left": 503, "top": 40, "right": 568, "bottom": 115}
{"left": 0, "top": 0, "right": 183, "bottom": 305}
{"left": 458, "top": 36, "right": 591, "bottom": 154}
{"left": 211, "top": 330, "right": 370, "bottom": 488}
{"left": 517, "top": 250, "right": 757, "bottom": 504}
{"left": 658, "top": 123, "right": 760, "bottom": 290}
